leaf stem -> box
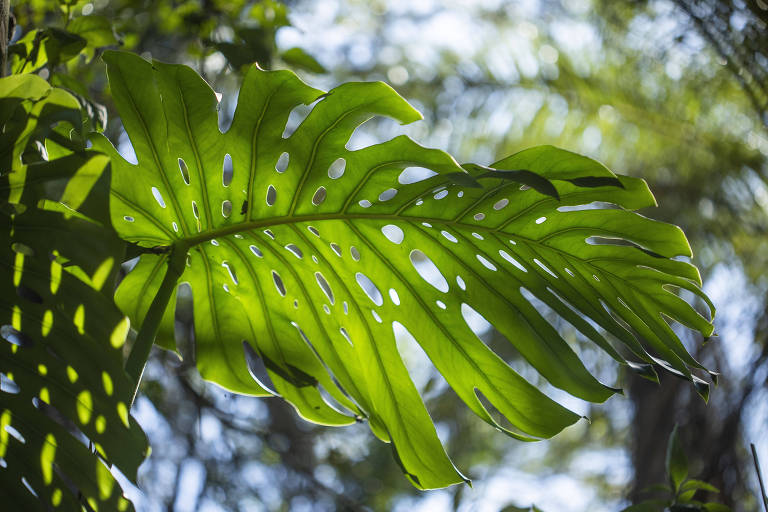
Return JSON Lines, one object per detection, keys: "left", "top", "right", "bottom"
{"left": 126, "top": 242, "right": 188, "bottom": 407}
{"left": 753, "top": 443, "right": 768, "bottom": 512}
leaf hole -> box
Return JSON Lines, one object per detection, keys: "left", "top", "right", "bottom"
{"left": 457, "top": 191, "right": 464, "bottom": 198}
{"left": 493, "top": 198, "right": 509, "bottom": 210}
{"left": 350, "top": 246, "right": 360, "bottom": 261}
{"left": 285, "top": 244, "right": 303, "bottom": 259}
{"left": 473, "top": 212, "right": 486, "bottom": 221}
{"left": 264, "top": 229, "right": 275, "bottom": 239}
{"left": 275, "top": 152, "right": 289, "bottom": 173}
{"left": 535, "top": 216, "right": 547, "bottom": 224}
{"left": 359, "top": 199, "right": 372, "bottom": 208}
{"left": 312, "top": 186, "right": 327, "bottom": 206}
{"left": 123, "top": 216, "right": 134, "bottom": 222}
{"left": 378, "top": 188, "right": 398, "bottom": 202}
{"left": 399, "top": 166, "right": 437, "bottom": 184}
{"left": 211, "top": 239, "right": 219, "bottom": 246}
{"left": 472, "top": 232, "right": 484, "bottom": 240}
{"left": 343, "top": 301, "right": 349, "bottom": 314}
{"left": 323, "top": 304, "right": 331, "bottom": 314}
{"left": 243, "top": 342, "right": 277, "bottom": 394}
{"left": 389, "top": 288, "right": 400, "bottom": 306}
{"left": 476, "top": 254, "right": 497, "bottom": 271}
{"left": 409, "top": 250, "right": 449, "bottom": 292}
{"left": 249, "top": 245, "right": 263, "bottom": 257}
{"left": 222, "top": 153, "right": 233, "bottom": 186}
{"left": 415, "top": 199, "right": 424, "bottom": 206}
{"left": 422, "top": 222, "right": 432, "bottom": 228}
{"left": 221, "top": 200, "right": 232, "bottom": 218}
{"left": 499, "top": 250, "right": 527, "bottom": 272}
{"left": 340, "top": 327, "right": 353, "bottom": 346}
{"left": 355, "top": 272, "right": 383, "bottom": 306}
{"left": 434, "top": 190, "right": 449, "bottom": 200}
{"left": 272, "top": 270, "right": 286, "bottom": 296}
{"left": 172, "top": 222, "right": 179, "bottom": 232}
{"left": 533, "top": 258, "right": 558, "bottom": 278}
{"left": 1, "top": 325, "right": 34, "bottom": 348}
{"left": 371, "top": 309, "right": 383, "bottom": 323}
{"left": 441, "top": 230, "right": 458, "bottom": 243}
{"left": 461, "top": 303, "right": 492, "bottom": 338}
{"left": 192, "top": 201, "right": 200, "bottom": 219}
{"left": 564, "top": 267, "right": 575, "bottom": 277}
{"left": 330, "top": 243, "right": 342, "bottom": 257}
{"left": 315, "top": 272, "right": 335, "bottom": 304}
{"left": 151, "top": 187, "right": 166, "bottom": 208}
{"left": 178, "top": 158, "right": 190, "bottom": 185}
{"left": 436, "top": 300, "right": 447, "bottom": 310}
{"left": 266, "top": 185, "right": 277, "bottom": 206}
{"left": 381, "top": 224, "right": 404, "bottom": 244}
{"left": 328, "top": 158, "right": 346, "bottom": 179}
{"left": 308, "top": 226, "right": 320, "bottom": 237}
{"left": 456, "top": 275, "right": 466, "bottom": 290}
{"left": 222, "top": 262, "right": 238, "bottom": 285}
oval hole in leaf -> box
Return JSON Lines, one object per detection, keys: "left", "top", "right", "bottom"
{"left": 355, "top": 272, "right": 383, "bottom": 306}
{"left": 398, "top": 166, "right": 437, "bottom": 185}
{"left": 266, "top": 185, "right": 277, "bottom": 206}
{"left": 222, "top": 153, "right": 233, "bottom": 186}
{"left": 350, "top": 246, "right": 360, "bottom": 261}
{"left": 533, "top": 258, "right": 558, "bottom": 278}
{"left": 123, "top": 216, "right": 134, "bottom": 222}
{"left": 409, "top": 249, "right": 449, "bottom": 292}
{"left": 379, "top": 188, "right": 398, "bottom": 201}
{"left": 272, "top": 270, "right": 286, "bottom": 296}
{"left": 381, "top": 224, "right": 404, "bottom": 244}
{"left": 493, "top": 198, "right": 509, "bottom": 210}
{"left": 1, "top": 325, "right": 35, "bottom": 347}
{"left": 192, "top": 201, "right": 200, "bottom": 219}
{"left": 456, "top": 275, "right": 466, "bottom": 290}
{"left": 308, "top": 226, "right": 320, "bottom": 237}
{"left": 441, "top": 230, "right": 457, "bottom": 243}
{"left": 285, "top": 244, "right": 303, "bottom": 259}
{"left": 328, "top": 158, "right": 346, "bottom": 179}
{"left": 178, "top": 158, "right": 190, "bottom": 184}
{"left": 249, "top": 245, "right": 263, "bottom": 258}
{"left": 315, "top": 272, "right": 335, "bottom": 305}
{"left": 151, "top": 187, "right": 166, "bottom": 208}
{"left": 434, "top": 190, "right": 448, "bottom": 200}
{"left": 330, "top": 243, "right": 342, "bottom": 257}
{"left": 242, "top": 341, "right": 277, "bottom": 394}
{"left": 359, "top": 199, "right": 372, "bottom": 208}
{"left": 476, "top": 254, "right": 497, "bottom": 271}
{"left": 499, "top": 250, "right": 527, "bottom": 272}
{"left": 222, "top": 262, "right": 238, "bottom": 285}
{"left": 340, "top": 327, "right": 353, "bottom": 346}
{"left": 474, "top": 212, "right": 486, "bottom": 221}
{"left": 312, "top": 186, "right": 327, "bottom": 206}
{"left": 275, "top": 152, "right": 289, "bottom": 173}
{"left": 221, "top": 200, "right": 232, "bottom": 218}
{"left": 389, "top": 288, "right": 400, "bottom": 305}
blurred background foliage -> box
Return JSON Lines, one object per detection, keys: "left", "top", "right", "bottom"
{"left": 8, "top": 0, "right": 768, "bottom": 510}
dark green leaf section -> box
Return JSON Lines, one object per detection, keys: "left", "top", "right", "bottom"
{"left": 100, "top": 51, "right": 714, "bottom": 489}
{"left": 0, "top": 76, "right": 148, "bottom": 511}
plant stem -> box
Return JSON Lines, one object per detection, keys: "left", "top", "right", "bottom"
{"left": 126, "top": 243, "right": 188, "bottom": 407}
{"left": 0, "top": 0, "right": 9, "bottom": 78}
{"left": 753, "top": 443, "right": 768, "bottom": 512}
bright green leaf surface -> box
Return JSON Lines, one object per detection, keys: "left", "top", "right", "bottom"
{"left": 100, "top": 51, "right": 714, "bottom": 489}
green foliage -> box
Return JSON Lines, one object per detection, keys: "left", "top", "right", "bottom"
{"left": 0, "top": 74, "right": 148, "bottom": 510}
{"left": 622, "top": 426, "right": 730, "bottom": 512}
{"left": 95, "top": 51, "right": 715, "bottom": 489}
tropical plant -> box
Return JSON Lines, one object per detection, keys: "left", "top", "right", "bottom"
{"left": 0, "top": 7, "right": 722, "bottom": 510}
{"left": 622, "top": 425, "right": 730, "bottom": 512}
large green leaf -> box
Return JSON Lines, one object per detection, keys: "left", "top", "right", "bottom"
{"left": 99, "top": 51, "right": 715, "bottom": 489}
{"left": 0, "top": 75, "right": 148, "bottom": 510}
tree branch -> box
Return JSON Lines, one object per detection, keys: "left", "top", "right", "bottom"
{"left": 1, "top": 0, "right": 9, "bottom": 77}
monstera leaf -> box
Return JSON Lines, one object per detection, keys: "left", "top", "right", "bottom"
{"left": 98, "top": 51, "right": 714, "bottom": 488}
{"left": 0, "top": 75, "right": 148, "bottom": 510}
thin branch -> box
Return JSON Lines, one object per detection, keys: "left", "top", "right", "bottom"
{"left": 1, "top": 0, "right": 9, "bottom": 78}
{"left": 753, "top": 443, "right": 768, "bottom": 512}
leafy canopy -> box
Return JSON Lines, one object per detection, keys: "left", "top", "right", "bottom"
{"left": 96, "top": 51, "right": 715, "bottom": 489}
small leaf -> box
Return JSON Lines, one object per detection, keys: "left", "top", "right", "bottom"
{"left": 666, "top": 424, "right": 689, "bottom": 492}
{"left": 280, "top": 47, "right": 326, "bottom": 74}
